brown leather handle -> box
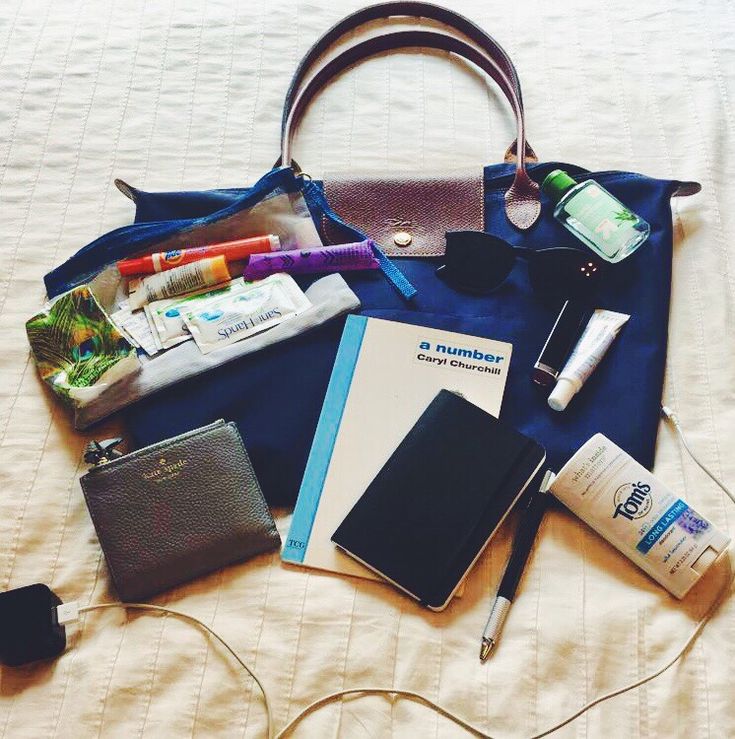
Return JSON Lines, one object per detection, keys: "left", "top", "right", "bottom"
{"left": 279, "top": 1, "right": 536, "bottom": 165}
{"left": 281, "top": 2, "right": 525, "bottom": 125}
{"left": 282, "top": 30, "right": 541, "bottom": 229}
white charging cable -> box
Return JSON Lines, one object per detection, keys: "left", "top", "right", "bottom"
{"left": 55, "top": 407, "right": 733, "bottom": 738}
{"left": 57, "top": 602, "right": 277, "bottom": 738}
{"left": 660, "top": 405, "right": 735, "bottom": 504}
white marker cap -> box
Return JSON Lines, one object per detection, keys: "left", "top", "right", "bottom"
{"left": 268, "top": 234, "right": 281, "bottom": 251}
{"left": 548, "top": 378, "right": 577, "bottom": 412}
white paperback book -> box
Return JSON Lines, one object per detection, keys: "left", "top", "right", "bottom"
{"left": 281, "top": 315, "right": 512, "bottom": 582}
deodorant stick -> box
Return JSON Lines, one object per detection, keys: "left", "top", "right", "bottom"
{"left": 551, "top": 434, "right": 730, "bottom": 598}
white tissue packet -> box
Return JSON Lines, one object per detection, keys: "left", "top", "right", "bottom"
{"left": 182, "top": 273, "right": 311, "bottom": 354}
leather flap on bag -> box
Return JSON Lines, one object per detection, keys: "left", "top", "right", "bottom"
{"left": 321, "top": 172, "right": 485, "bottom": 257}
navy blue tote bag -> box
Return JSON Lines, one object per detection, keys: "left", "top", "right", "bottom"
{"left": 45, "top": 4, "right": 699, "bottom": 506}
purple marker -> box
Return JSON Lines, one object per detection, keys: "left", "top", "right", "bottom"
{"left": 242, "top": 240, "right": 380, "bottom": 280}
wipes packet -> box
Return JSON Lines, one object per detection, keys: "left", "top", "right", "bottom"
{"left": 110, "top": 299, "right": 160, "bottom": 356}
{"left": 144, "top": 280, "right": 243, "bottom": 350}
{"left": 144, "top": 302, "right": 189, "bottom": 350}
{"left": 182, "top": 273, "right": 311, "bottom": 354}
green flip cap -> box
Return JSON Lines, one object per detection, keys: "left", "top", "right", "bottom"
{"left": 541, "top": 169, "right": 578, "bottom": 202}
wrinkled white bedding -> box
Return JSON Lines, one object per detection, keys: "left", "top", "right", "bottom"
{"left": 1, "top": 1, "right": 734, "bottom": 736}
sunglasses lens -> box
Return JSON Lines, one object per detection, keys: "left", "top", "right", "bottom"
{"left": 529, "top": 248, "right": 604, "bottom": 298}
{"left": 438, "top": 231, "right": 516, "bottom": 292}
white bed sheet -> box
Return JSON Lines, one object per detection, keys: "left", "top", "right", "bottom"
{"left": 1, "top": 1, "right": 734, "bottom": 736}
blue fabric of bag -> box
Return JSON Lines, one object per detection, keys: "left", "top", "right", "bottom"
{"left": 45, "top": 161, "right": 682, "bottom": 506}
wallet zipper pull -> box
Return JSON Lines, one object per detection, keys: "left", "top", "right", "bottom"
{"left": 84, "top": 438, "right": 124, "bottom": 467}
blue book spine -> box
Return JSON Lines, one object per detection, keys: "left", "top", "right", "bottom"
{"left": 281, "top": 314, "right": 368, "bottom": 563}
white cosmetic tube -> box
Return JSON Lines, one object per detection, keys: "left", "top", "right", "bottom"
{"left": 548, "top": 309, "right": 630, "bottom": 412}
{"left": 128, "top": 255, "right": 231, "bottom": 310}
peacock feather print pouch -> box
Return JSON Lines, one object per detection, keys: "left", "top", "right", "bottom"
{"left": 26, "top": 286, "right": 140, "bottom": 409}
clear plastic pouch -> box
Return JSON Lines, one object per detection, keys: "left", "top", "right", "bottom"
{"left": 36, "top": 168, "right": 360, "bottom": 428}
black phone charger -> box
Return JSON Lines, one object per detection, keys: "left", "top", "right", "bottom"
{"left": 0, "top": 584, "right": 67, "bottom": 666}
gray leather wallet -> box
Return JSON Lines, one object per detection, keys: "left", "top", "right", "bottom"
{"left": 80, "top": 420, "right": 280, "bottom": 601}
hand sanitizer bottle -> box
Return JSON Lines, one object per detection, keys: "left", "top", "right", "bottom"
{"left": 542, "top": 169, "right": 650, "bottom": 263}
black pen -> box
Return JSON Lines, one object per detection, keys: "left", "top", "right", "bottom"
{"left": 479, "top": 470, "right": 555, "bottom": 662}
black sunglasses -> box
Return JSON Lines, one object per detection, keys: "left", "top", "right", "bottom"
{"left": 436, "top": 231, "right": 605, "bottom": 298}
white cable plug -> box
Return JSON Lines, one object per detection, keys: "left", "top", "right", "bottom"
{"left": 660, "top": 404, "right": 677, "bottom": 423}
{"left": 55, "top": 600, "right": 80, "bottom": 625}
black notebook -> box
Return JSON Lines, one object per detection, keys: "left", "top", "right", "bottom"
{"left": 331, "top": 390, "right": 546, "bottom": 610}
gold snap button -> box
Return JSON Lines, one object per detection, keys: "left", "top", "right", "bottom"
{"left": 393, "top": 231, "right": 412, "bottom": 247}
